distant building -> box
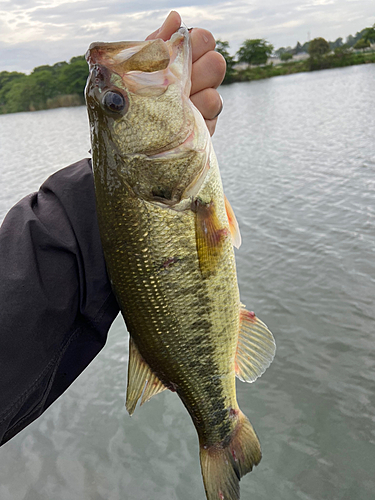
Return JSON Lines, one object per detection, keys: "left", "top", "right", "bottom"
{"left": 233, "top": 62, "right": 249, "bottom": 70}
{"left": 268, "top": 52, "right": 309, "bottom": 65}
{"left": 293, "top": 52, "right": 310, "bottom": 61}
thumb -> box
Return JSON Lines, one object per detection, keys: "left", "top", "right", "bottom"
{"left": 146, "top": 11, "right": 181, "bottom": 41}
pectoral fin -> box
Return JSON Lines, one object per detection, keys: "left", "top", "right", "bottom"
{"left": 235, "top": 305, "right": 276, "bottom": 383}
{"left": 194, "top": 199, "right": 229, "bottom": 278}
{"left": 224, "top": 195, "right": 242, "bottom": 249}
{"left": 126, "top": 337, "right": 167, "bottom": 415}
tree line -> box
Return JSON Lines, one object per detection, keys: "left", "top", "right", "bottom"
{"left": 216, "top": 24, "right": 375, "bottom": 83}
{"left": 0, "top": 24, "right": 374, "bottom": 114}
{"left": 0, "top": 56, "right": 88, "bottom": 114}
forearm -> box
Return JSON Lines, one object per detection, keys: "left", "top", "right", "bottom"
{"left": 0, "top": 158, "right": 119, "bottom": 445}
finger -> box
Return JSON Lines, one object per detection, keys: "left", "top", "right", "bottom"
{"left": 146, "top": 11, "right": 181, "bottom": 41}
{"left": 191, "top": 51, "right": 226, "bottom": 96}
{"left": 189, "top": 28, "right": 216, "bottom": 63}
{"left": 190, "top": 88, "right": 223, "bottom": 121}
{"left": 205, "top": 118, "right": 218, "bottom": 137}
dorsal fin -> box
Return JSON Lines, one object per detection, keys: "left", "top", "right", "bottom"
{"left": 235, "top": 305, "right": 276, "bottom": 383}
{"left": 126, "top": 337, "right": 167, "bottom": 415}
{"left": 224, "top": 195, "right": 242, "bottom": 249}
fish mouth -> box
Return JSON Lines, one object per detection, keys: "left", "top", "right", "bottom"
{"left": 85, "top": 28, "right": 209, "bottom": 207}
{"left": 85, "top": 28, "right": 191, "bottom": 100}
{"left": 86, "top": 39, "right": 170, "bottom": 76}
{"left": 85, "top": 28, "right": 193, "bottom": 157}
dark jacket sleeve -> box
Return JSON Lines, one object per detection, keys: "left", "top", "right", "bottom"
{"left": 0, "top": 158, "right": 119, "bottom": 445}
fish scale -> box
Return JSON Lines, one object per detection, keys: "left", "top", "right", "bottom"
{"left": 86, "top": 26, "right": 275, "bottom": 500}
{"left": 97, "top": 173, "right": 239, "bottom": 446}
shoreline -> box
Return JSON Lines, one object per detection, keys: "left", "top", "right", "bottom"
{"left": 1, "top": 52, "right": 375, "bottom": 114}
{"left": 223, "top": 51, "right": 375, "bottom": 84}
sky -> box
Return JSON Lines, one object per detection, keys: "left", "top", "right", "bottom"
{"left": 1, "top": 0, "right": 374, "bottom": 74}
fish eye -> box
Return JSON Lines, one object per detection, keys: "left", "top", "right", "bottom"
{"left": 102, "top": 91, "right": 127, "bottom": 114}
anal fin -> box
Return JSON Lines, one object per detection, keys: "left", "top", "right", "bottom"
{"left": 141, "top": 371, "right": 166, "bottom": 406}
{"left": 126, "top": 337, "right": 167, "bottom": 415}
{"left": 235, "top": 305, "right": 276, "bottom": 383}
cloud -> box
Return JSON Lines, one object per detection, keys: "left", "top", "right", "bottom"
{"left": 0, "top": 0, "right": 374, "bottom": 73}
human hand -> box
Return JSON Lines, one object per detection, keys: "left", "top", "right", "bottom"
{"left": 146, "top": 11, "right": 226, "bottom": 136}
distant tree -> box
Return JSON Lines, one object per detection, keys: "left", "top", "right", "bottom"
{"left": 330, "top": 37, "right": 344, "bottom": 50}
{"left": 274, "top": 49, "right": 280, "bottom": 57}
{"left": 0, "top": 71, "right": 25, "bottom": 93}
{"left": 354, "top": 39, "right": 371, "bottom": 51}
{"left": 236, "top": 39, "right": 274, "bottom": 66}
{"left": 57, "top": 58, "right": 89, "bottom": 95}
{"left": 0, "top": 71, "right": 27, "bottom": 111}
{"left": 33, "top": 65, "right": 55, "bottom": 74}
{"left": 3, "top": 77, "right": 34, "bottom": 113}
{"left": 354, "top": 29, "right": 369, "bottom": 44}
{"left": 215, "top": 40, "right": 236, "bottom": 83}
{"left": 346, "top": 30, "right": 367, "bottom": 48}
{"left": 334, "top": 44, "right": 350, "bottom": 58}
{"left": 294, "top": 42, "right": 302, "bottom": 54}
{"left": 276, "top": 45, "right": 299, "bottom": 58}
{"left": 363, "top": 24, "right": 375, "bottom": 44}
{"left": 0, "top": 56, "right": 88, "bottom": 113}
{"left": 308, "top": 37, "right": 330, "bottom": 58}
{"left": 53, "top": 61, "right": 69, "bottom": 71}
{"left": 70, "top": 55, "right": 86, "bottom": 64}
{"left": 301, "top": 41, "right": 310, "bottom": 53}
{"left": 280, "top": 52, "right": 293, "bottom": 61}
{"left": 275, "top": 47, "right": 286, "bottom": 57}
{"left": 346, "top": 34, "right": 355, "bottom": 47}
{"left": 27, "top": 70, "right": 56, "bottom": 109}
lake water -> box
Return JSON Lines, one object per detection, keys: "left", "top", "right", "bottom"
{"left": 0, "top": 63, "right": 374, "bottom": 500}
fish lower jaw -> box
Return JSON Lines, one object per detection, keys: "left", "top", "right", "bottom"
{"left": 120, "top": 105, "right": 208, "bottom": 161}
{"left": 134, "top": 131, "right": 202, "bottom": 161}
{"left": 148, "top": 197, "right": 192, "bottom": 212}
{"left": 118, "top": 143, "right": 195, "bottom": 163}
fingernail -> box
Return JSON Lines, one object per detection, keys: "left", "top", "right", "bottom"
{"left": 214, "top": 95, "right": 224, "bottom": 118}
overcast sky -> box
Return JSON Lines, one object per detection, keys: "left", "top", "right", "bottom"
{"left": 1, "top": 0, "right": 374, "bottom": 74}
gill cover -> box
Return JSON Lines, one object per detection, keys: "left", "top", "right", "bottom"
{"left": 85, "top": 28, "right": 192, "bottom": 133}
{"left": 85, "top": 28, "right": 210, "bottom": 207}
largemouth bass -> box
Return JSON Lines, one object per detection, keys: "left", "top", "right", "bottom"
{"left": 85, "top": 27, "right": 275, "bottom": 500}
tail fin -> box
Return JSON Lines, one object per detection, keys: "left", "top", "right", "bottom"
{"left": 199, "top": 411, "right": 261, "bottom": 500}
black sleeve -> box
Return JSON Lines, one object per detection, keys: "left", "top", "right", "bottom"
{"left": 0, "top": 158, "right": 119, "bottom": 445}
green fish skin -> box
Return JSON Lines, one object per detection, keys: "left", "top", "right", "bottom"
{"left": 85, "top": 27, "right": 275, "bottom": 500}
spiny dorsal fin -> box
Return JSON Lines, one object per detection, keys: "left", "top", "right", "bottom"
{"left": 126, "top": 337, "right": 166, "bottom": 415}
{"left": 224, "top": 195, "right": 242, "bottom": 249}
{"left": 194, "top": 199, "right": 230, "bottom": 278}
{"left": 235, "top": 305, "right": 276, "bottom": 383}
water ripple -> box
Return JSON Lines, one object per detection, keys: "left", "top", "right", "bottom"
{"left": 1, "top": 64, "right": 375, "bottom": 499}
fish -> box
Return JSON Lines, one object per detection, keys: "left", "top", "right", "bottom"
{"left": 85, "top": 27, "right": 276, "bottom": 500}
